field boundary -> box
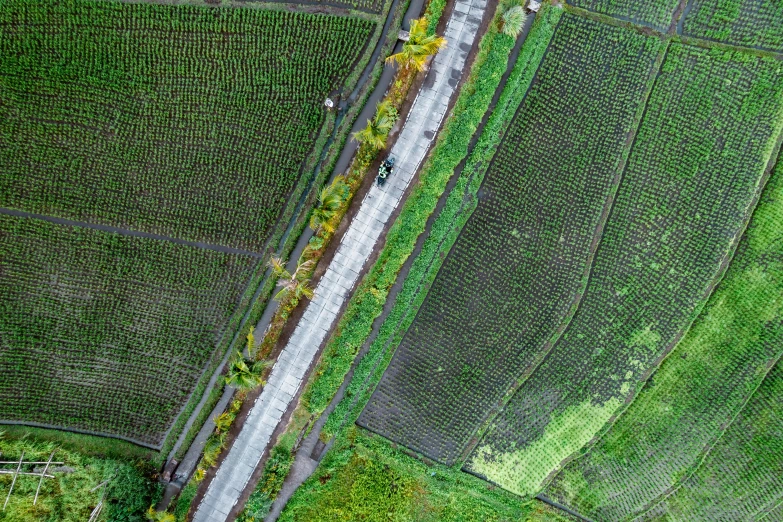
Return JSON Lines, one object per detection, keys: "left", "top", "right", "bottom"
{"left": 0, "top": 419, "right": 162, "bottom": 451}
{"left": 0, "top": 208, "right": 264, "bottom": 258}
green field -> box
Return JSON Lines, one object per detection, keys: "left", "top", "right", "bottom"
{"left": 4, "top": 0, "right": 783, "bottom": 517}
{"left": 683, "top": 0, "right": 783, "bottom": 52}
{"left": 0, "top": 215, "right": 256, "bottom": 446}
{"left": 0, "top": 0, "right": 373, "bottom": 252}
{"left": 0, "top": 431, "right": 160, "bottom": 522}
{"left": 358, "top": 13, "right": 664, "bottom": 465}
{"left": 545, "top": 158, "right": 783, "bottom": 520}
{"left": 0, "top": 0, "right": 375, "bottom": 448}
{"left": 466, "top": 40, "right": 783, "bottom": 498}
{"left": 643, "top": 359, "right": 783, "bottom": 520}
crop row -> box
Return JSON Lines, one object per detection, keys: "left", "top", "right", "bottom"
{"left": 358, "top": 14, "right": 664, "bottom": 465}
{"left": 683, "top": 0, "right": 783, "bottom": 52}
{"left": 544, "top": 157, "right": 783, "bottom": 520}
{"left": 0, "top": 0, "right": 373, "bottom": 252}
{"left": 466, "top": 42, "right": 783, "bottom": 498}
{"left": 642, "top": 359, "right": 783, "bottom": 520}
{"left": 0, "top": 215, "right": 256, "bottom": 445}
{"left": 567, "top": 0, "right": 679, "bottom": 32}
{"left": 239, "top": 0, "right": 385, "bottom": 14}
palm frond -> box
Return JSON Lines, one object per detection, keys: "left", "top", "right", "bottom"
{"left": 386, "top": 18, "right": 446, "bottom": 71}
{"left": 297, "top": 283, "right": 315, "bottom": 300}
{"left": 293, "top": 259, "right": 316, "bottom": 281}
{"left": 269, "top": 256, "right": 290, "bottom": 279}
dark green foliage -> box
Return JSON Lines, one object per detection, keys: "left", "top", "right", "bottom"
{"left": 0, "top": 215, "right": 256, "bottom": 446}
{"left": 568, "top": 0, "right": 679, "bottom": 31}
{"left": 683, "top": 0, "right": 783, "bottom": 52}
{"left": 280, "top": 428, "right": 529, "bottom": 522}
{"left": 642, "top": 360, "right": 783, "bottom": 520}
{"left": 0, "top": 0, "right": 373, "bottom": 252}
{"left": 0, "top": 434, "right": 160, "bottom": 521}
{"left": 546, "top": 159, "right": 783, "bottom": 520}
{"left": 359, "top": 14, "right": 663, "bottom": 465}
{"left": 105, "top": 460, "right": 162, "bottom": 522}
{"left": 467, "top": 43, "right": 783, "bottom": 497}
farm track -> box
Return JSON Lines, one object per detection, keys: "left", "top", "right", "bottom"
{"left": 157, "top": 0, "right": 406, "bottom": 502}
{"left": 260, "top": 13, "right": 539, "bottom": 520}
{"left": 190, "top": 0, "right": 489, "bottom": 518}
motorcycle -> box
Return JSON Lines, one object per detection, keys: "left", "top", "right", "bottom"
{"left": 377, "top": 157, "right": 395, "bottom": 186}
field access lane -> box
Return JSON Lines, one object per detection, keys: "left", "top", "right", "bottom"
{"left": 192, "top": 0, "right": 486, "bottom": 519}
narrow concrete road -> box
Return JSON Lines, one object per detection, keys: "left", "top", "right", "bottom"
{"left": 193, "top": 1, "right": 485, "bottom": 518}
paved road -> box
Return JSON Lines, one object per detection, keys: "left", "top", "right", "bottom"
{"left": 193, "top": 0, "right": 485, "bottom": 518}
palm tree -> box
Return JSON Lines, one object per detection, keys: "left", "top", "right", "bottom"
{"left": 352, "top": 101, "right": 398, "bottom": 150}
{"left": 270, "top": 257, "right": 316, "bottom": 301}
{"left": 224, "top": 351, "right": 272, "bottom": 391}
{"left": 310, "top": 175, "right": 349, "bottom": 233}
{"left": 386, "top": 17, "right": 447, "bottom": 71}
{"left": 501, "top": 6, "right": 527, "bottom": 37}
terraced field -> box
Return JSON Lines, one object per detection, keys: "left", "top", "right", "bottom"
{"left": 466, "top": 41, "right": 783, "bottom": 497}
{"left": 642, "top": 359, "right": 783, "bottom": 520}
{"left": 0, "top": 0, "right": 373, "bottom": 252}
{"left": 358, "top": 13, "right": 665, "bottom": 464}
{"left": 0, "top": 0, "right": 376, "bottom": 446}
{"left": 349, "top": 1, "right": 783, "bottom": 517}
{"left": 0, "top": 215, "right": 256, "bottom": 445}
{"left": 545, "top": 158, "right": 783, "bottom": 520}
{"left": 682, "top": 0, "right": 783, "bottom": 52}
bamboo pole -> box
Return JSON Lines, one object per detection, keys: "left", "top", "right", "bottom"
{"left": 3, "top": 451, "right": 23, "bottom": 511}
{"left": 33, "top": 451, "right": 55, "bottom": 505}
{"left": 0, "top": 470, "right": 55, "bottom": 478}
{"left": 0, "top": 461, "right": 63, "bottom": 465}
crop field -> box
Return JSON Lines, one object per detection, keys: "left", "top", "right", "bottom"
{"left": 0, "top": 215, "right": 256, "bottom": 446}
{"left": 357, "top": 14, "right": 665, "bottom": 465}
{"left": 544, "top": 158, "right": 783, "bottom": 520}
{"left": 682, "top": 0, "right": 783, "bottom": 52}
{"left": 466, "top": 42, "right": 783, "bottom": 498}
{"left": 0, "top": 0, "right": 374, "bottom": 252}
{"left": 642, "top": 359, "right": 783, "bottom": 520}
{"left": 0, "top": 0, "right": 376, "bottom": 447}
{"left": 245, "top": 0, "right": 387, "bottom": 13}
{"left": 567, "top": 0, "right": 679, "bottom": 31}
